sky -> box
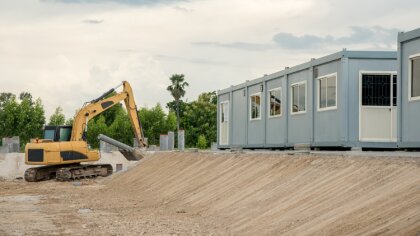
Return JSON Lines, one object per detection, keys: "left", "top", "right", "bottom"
{"left": 0, "top": 0, "right": 419, "bottom": 119}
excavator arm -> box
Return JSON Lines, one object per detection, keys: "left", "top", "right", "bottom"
{"left": 70, "top": 81, "right": 146, "bottom": 148}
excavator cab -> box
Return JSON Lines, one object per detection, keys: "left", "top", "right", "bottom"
{"left": 43, "top": 126, "right": 72, "bottom": 142}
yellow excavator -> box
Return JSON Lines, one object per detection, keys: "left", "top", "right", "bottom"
{"left": 24, "top": 81, "right": 146, "bottom": 182}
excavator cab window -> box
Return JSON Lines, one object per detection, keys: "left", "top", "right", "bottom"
{"left": 43, "top": 126, "right": 72, "bottom": 142}
{"left": 59, "top": 127, "right": 72, "bottom": 141}
{"left": 44, "top": 129, "right": 55, "bottom": 140}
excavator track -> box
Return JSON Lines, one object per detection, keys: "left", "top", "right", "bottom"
{"left": 56, "top": 164, "right": 113, "bottom": 181}
{"left": 24, "top": 165, "right": 69, "bottom": 182}
{"left": 24, "top": 164, "right": 113, "bottom": 182}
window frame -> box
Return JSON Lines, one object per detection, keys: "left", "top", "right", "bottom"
{"left": 408, "top": 53, "right": 420, "bottom": 102}
{"left": 267, "top": 87, "right": 282, "bottom": 118}
{"left": 290, "top": 81, "right": 307, "bottom": 115}
{"left": 317, "top": 72, "right": 338, "bottom": 112}
{"left": 249, "top": 92, "right": 262, "bottom": 121}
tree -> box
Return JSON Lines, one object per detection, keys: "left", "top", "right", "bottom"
{"left": 166, "top": 74, "right": 189, "bottom": 134}
{"left": 100, "top": 103, "right": 123, "bottom": 126}
{"left": 166, "top": 111, "right": 177, "bottom": 132}
{"left": 0, "top": 92, "right": 45, "bottom": 149}
{"left": 109, "top": 109, "right": 135, "bottom": 146}
{"left": 48, "top": 106, "right": 66, "bottom": 126}
{"left": 0, "top": 95, "right": 19, "bottom": 138}
{"left": 197, "top": 135, "right": 207, "bottom": 149}
{"left": 19, "top": 92, "right": 33, "bottom": 105}
{"left": 166, "top": 99, "right": 187, "bottom": 118}
{"left": 86, "top": 116, "right": 109, "bottom": 149}
{"left": 65, "top": 118, "right": 74, "bottom": 126}
{"left": 180, "top": 91, "right": 217, "bottom": 148}
{"left": 85, "top": 104, "right": 134, "bottom": 148}
{"left": 0, "top": 92, "right": 15, "bottom": 108}
{"left": 0, "top": 92, "right": 18, "bottom": 145}
{"left": 16, "top": 96, "right": 45, "bottom": 148}
{"left": 29, "top": 99, "right": 44, "bottom": 139}
{"left": 138, "top": 103, "right": 176, "bottom": 145}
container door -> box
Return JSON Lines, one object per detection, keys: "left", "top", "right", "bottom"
{"left": 359, "top": 73, "right": 397, "bottom": 142}
{"left": 220, "top": 102, "right": 229, "bottom": 145}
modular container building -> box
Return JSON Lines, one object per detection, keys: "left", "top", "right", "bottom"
{"left": 217, "top": 50, "right": 398, "bottom": 150}
{"left": 397, "top": 28, "right": 420, "bottom": 149}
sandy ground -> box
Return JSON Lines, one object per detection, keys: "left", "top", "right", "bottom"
{"left": 0, "top": 151, "right": 419, "bottom": 235}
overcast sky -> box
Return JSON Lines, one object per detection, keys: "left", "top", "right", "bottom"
{"left": 0, "top": 0, "right": 419, "bottom": 119}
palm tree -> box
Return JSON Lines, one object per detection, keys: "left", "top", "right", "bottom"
{"left": 167, "top": 74, "right": 189, "bottom": 133}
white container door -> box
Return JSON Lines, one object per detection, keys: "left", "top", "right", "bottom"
{"left": 359, "top": 73, "right": 397, "bottom": 142}
{"left": 220, "top": 102, "right": 229, "bottom": 145}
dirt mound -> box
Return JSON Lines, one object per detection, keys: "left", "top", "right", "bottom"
{"left": 106, "top": 152, "right": 420, "bottom": 235}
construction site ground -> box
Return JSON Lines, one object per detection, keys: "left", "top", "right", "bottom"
{"left": 0, "top": 151, "right": 419, "bottom": 235}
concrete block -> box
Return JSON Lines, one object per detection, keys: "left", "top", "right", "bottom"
{"left": 148, "top": 145, "right": 157, "bottom": 151}
{"left": 168, "top": 132, "right": 174, "bottom": 150}
{"left": 178, "top": 130, "right": 185, "bottom": 151}
{"left": 211, "top": 142, "right": 218, "bottom": 151}
{"left": 160, "top": 135, "right": 168, "bottom": 151}
{"left": 1, "top": 136, "right": 20, "bottom": 153}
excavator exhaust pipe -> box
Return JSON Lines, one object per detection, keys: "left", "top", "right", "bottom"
{"left": 98, "top": 134, "right": 146, "bottom": 161}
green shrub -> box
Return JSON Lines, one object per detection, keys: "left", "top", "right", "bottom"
{"left": 197, "top": 135, "right": 207, "bottom": 149}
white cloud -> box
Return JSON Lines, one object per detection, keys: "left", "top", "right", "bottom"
{"left": 82, "top": 19, "right": 104, "bottom": 24}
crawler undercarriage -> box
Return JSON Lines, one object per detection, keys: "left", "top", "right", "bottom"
{"left": 24, "top": 164, "right": 113, "bottom": 182}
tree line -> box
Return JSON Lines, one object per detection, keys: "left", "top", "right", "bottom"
{"left": 0, "top": 74, "right": 217, "bottom": 149}
{"left": 0, "top": 92, "right": 45, "bottom": 149}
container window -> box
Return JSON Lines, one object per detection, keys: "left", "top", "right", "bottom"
{"left": 221, "top": 102, "right": 229, "bottom": 123}
{"left": 411, "top": 57, "right": 420, "bottom": 98}
{"left": 362, "top": 74, "right": 391, "bottom": 106}
{"left": 318, "top": 75, "right": 337, "bottom": 110}
{"left": 268, "top": 88, "right": 281, "bottom": 117}
{"left": 250, "top": 94, "right": 261, "bottom": 120}
{"left": 291, "top": 82, "right": 306, "bottom": 114}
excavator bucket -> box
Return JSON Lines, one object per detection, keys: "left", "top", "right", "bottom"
{"left": 119, "top": 148, "right": 146, "bottom": 161}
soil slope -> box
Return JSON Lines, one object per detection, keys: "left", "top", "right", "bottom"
{"left": 107, "top": 152, "right": 420, "bottom": 235}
